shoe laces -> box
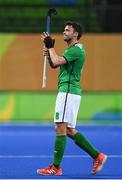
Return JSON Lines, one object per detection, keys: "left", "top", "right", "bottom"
{"left": 93, "top": 159, "right": 99, "bottom": 169}
{"left": 45, "top": 164, "right": 53, "bottom": 170}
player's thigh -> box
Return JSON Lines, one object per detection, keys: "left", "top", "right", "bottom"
{"left": 54, "top": 92, "right": 81, "bottom": 128}
{"left": 54, "top": 92, "right": 67, "bottom": 123}
{"left": 65, "top": 93, "right": 81, "bottom": 128}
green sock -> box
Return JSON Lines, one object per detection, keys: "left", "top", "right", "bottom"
{"left": 74, "top": 132, "right": 99, "bottom": 159}
{"left": 53, "top": 135, "right": 67, "bottom": 168}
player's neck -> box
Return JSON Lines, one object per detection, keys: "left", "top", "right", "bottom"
{"left": 67, "top": 39, "right": 79, "bottom": 47}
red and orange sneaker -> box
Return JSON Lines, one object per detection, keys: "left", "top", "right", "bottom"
{"left": 91, "top": 153, "right": 107, "bottom": 174}
{"left": 37, "top": 164, "right": 62, "bottom": 176}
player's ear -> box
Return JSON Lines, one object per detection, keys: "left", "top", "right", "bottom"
{"left": 74, "top": 31, "right": 78, "bottom": 38}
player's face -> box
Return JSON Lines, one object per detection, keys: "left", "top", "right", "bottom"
{"left": 63, "top": 25, "right": 75, "bottom": 42}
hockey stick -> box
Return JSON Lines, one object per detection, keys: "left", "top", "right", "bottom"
{"left": 42, "top": 8, "right": 57, "bottom": 88}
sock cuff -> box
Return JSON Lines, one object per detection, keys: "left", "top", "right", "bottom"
{"left": 56, "top": 135, "right": 66, "bottom": 138}
{"left": 74, "top": 132, "right": 80, "bottom": 141}
{"left": 56, "top": 135, "right": 67, "bottom": 144}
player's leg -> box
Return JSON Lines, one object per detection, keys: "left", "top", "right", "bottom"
{"left": 65, "top": 93, "right": 107, "bottom": 174}
{"left": 67, "top": 127, "right": 99, "bottom": 158}
{"left": 53, "top": 122, "right": 67, "bottom": 169}
{"left": 37, "top": 92, "right": 68, "bottom": 175}
{"left": 52, "top": 93, "right": 69, "bottom": 170}
{"left": 37, "top": 122, "right": 66, "bottom": 175}
{"left": 67, "top": 128, "right": 107, "bottom": 174}
{"left": 73, "top": 131, "right": 107, "bottom": 174}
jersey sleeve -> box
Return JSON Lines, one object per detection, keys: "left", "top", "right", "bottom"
{"left": 63, "top": 46, "right": 82, "bottom": 63}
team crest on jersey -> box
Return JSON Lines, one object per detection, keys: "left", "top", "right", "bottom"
{"left": 56, "top": 112, "right": 59, "bottom": 120}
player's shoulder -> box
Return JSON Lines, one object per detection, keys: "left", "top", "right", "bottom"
{"left": 71, "top": 43, "right": 85, "bottom": 54}
{"left": 64, "top": 43, "right": 85, "bottom": 54}
{"left": 75, "top": 43, "right": 84, "bottom": 50}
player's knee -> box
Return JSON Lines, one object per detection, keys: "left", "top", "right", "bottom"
{"left": 67, "top": 127, "right": 77, "bottom": 138}
{"left": 55, "top": 122, "right": 67, "bottom": 135}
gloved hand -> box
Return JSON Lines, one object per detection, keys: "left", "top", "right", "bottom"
{"left": 44, "top": 36, "right": 55, "bottom": 49}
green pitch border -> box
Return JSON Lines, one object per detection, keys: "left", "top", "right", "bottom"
{"left": 0, "top": 92, "right": 122, "bottom": 123}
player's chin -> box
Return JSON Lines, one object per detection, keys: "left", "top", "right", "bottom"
{"left": 64, "top": 37, "right": 71, "bottom": 42}
{"left": 64, "top": 38, "right": 67, "bottom": 42}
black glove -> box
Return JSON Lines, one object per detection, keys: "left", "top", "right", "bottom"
{"left": 44, "top": 36, "right": 55, "bottom": 48}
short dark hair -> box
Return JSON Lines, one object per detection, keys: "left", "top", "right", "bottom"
{"left": 65, "top": 21, "right": 83, "bottom": 40}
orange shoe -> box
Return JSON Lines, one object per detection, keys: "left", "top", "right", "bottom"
{"left": 91, "top": 153, "right": 107, "bottom": 174}
{"left": 37, "top": 164, "right": 62, "bottom": 176}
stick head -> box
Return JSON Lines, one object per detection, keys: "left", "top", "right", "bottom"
{"left": 47, "top": 8, "right": 57, "bottom": 16}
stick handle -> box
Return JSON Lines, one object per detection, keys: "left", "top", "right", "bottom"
{"left": 42, "top": 56, "right": 47, "bottom": 88}
{"left": 42, "top": 12, "right": 51, "bottom": 89}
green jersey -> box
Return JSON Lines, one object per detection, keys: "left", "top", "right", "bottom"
{"left": 58, "top": 43, "right": 85, "bottom": 96}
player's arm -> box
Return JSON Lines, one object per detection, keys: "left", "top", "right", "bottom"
{"left": 47, "top": 52, "right": 59, "bottom": 69}
{"left": 41, "top": 32, "right": 67, "bottom": 67}
{"left": 48, "top": 48, "right": 67, "bottom": 66}
{"left": 43, "top": 47, "right": 59, "bottom": 68}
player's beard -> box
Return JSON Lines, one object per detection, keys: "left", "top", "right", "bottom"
{"left": 64, "top": 36, "right": 72, "bottom": 43}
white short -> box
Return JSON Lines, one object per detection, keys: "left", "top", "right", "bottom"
{"left": 54, "top": 92, "right": 81, "bottom": 128}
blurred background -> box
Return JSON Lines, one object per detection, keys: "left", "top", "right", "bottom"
{"left": 0, "top": 0, "right": 122, "bottom": 124}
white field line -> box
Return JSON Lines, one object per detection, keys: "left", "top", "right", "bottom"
{"left": 0, "top": 154, "right": 122, "bottom": 159}
{"left": 0, "top": 179, "right": 120, "bottom": 180}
